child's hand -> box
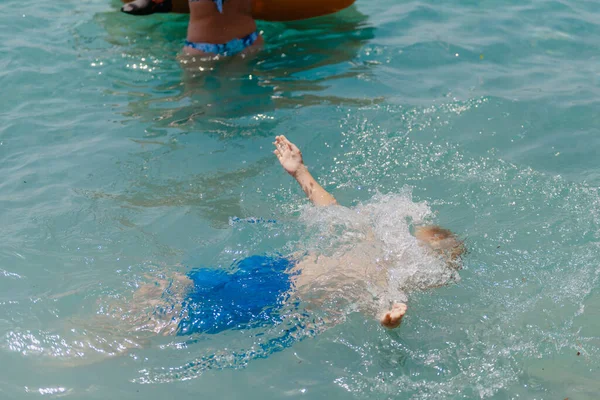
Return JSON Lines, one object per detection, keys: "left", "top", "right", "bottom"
{"left": 273, "top": 135, "right": 305, "bottom": 177}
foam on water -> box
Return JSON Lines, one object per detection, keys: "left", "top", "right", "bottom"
{"left": 302, "top": 106, "right": 600, "bottom": 399}
{"left": 300, "top": 190, "right": 458, "bottom": 292}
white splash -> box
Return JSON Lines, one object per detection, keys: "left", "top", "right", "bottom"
{"left": 299, "top": 187, "right": 459, "bottom": 296}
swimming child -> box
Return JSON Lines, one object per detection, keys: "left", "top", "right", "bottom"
{"left": 125, "top": 136, "right": 464, "bottom": 337}
{"left": 121, "top": 0, "right": 262, "bottom": 57}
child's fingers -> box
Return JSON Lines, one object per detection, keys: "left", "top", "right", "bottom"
{"left": 281, "top": 136, "right": 298, "bottom": 151}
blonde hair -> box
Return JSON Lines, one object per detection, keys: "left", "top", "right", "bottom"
{"left": 415, "top": 225, "right": 465, "bottom": 267}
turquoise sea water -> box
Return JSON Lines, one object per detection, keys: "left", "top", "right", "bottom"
{"left": 2, "top": 0, "right": 600, "bottom": 398}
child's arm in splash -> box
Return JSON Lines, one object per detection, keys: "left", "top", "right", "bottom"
{"left": 273, "top": 135, "right": 338, "bottom": 207}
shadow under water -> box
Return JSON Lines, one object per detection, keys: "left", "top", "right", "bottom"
{"left": 88, "top": 5, "right": 378, "bottom": 136}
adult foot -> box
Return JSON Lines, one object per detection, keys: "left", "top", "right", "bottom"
{"left": 380, "top": 303, "right": 407, "bottom": 329}
{"left": 121, "top": 0, "right": 172, "bottom": 15}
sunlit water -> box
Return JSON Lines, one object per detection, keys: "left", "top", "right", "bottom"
{"left": 2, "top": 0, "right": 600, "bottom": 398}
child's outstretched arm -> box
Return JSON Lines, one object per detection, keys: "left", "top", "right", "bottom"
{"left": 273, "top": 135, "right": 338, "bottom": 207}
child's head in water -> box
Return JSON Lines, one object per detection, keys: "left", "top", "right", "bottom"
{"left": 415, "top": 225, "right": 465, "bottom": 264}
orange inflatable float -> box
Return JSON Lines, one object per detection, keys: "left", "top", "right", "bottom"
{"left": 122, "top": 0, "right": 356, "bottom": 21}
{"left": 252, "top": 0, "right": 355, "bottom": 21}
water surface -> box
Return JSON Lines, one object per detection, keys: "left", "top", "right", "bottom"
{"left": 1, "top": 0, "right": 600, "bottom": 398}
